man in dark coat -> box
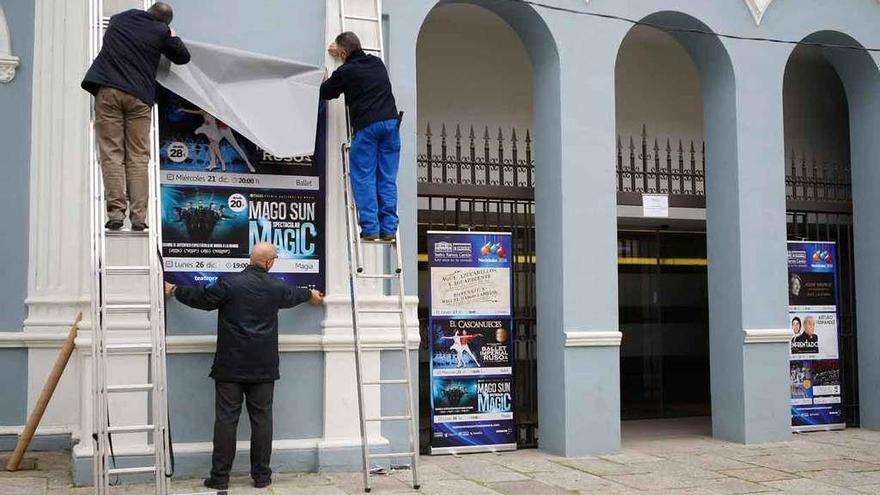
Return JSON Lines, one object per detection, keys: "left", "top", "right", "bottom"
{"left": 82, "top": 2, "right": 190, "bottom": 231}
{"left": 165, "top": 242, "right": 323, "bottom": 489}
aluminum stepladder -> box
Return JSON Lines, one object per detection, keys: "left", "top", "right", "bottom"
{"left": 337, "top": 1, "right": 420, "bottom": 492}
{"left": 88, "top": 2, "right": 214, "bottom": 494}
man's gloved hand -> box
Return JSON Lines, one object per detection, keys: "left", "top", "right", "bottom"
{"left": 309, "top": 289, "right": 324, "bottom": 305}
{"left": 164, "top": 282, "right": 176, "bottom": 298}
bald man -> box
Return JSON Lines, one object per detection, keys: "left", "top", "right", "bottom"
{"left": 165, "top": 243, "right": 322, "bottom": 490}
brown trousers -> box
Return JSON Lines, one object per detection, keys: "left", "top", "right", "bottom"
{"left": 94, "top": 87, "right": 152, "bottom": 224}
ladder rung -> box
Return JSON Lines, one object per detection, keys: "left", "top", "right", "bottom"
{"left": 365, "top": 415, "right": 411, "bottom": 422}
{"left": 359, "top": 239, "right": 396, "bottom": 245}
{"left": 367, "top": 452, "right": 416, "bottom": 459}
{"left": 107, "top": 424, "right": 155, "bottom": 434}
{"left": 173, "top": 492, "right": 221, "bottom": 495}
{"left": 356, "top": 274, "right": 398, "bottom": 280}
{"left": 345, "top": 14, "right": 379, "bottom": 22}
{"left": 358, "top": 308, "right": 403, "bottom": 314}
{"left": 363, "top": 379, "right": 408, "bottom": 385}
{"left": 107, "top": 466, "right": 156, "bottom": 475}
{"left": 107, "top": 383, "right": 154, "bottom": 393}
{"left": 363, "top": 47, "right": 382, "bottom": 53}
{"left": 104, "top": 303, "right": 151, "bottom": 312}
{"left": 105, "top": 265, "right": 150, "bottom": 275}
{"left": 104, "top": 343, "right": 153, "bottom": 353}
{"left": 376, "top": 344, "right": 411, "bottom": 351}
{"left": 105, "top": 230, "right": 147, "bottom": 238}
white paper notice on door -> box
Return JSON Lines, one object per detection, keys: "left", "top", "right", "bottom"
{"left": 642, "top": 193, "right": 669, "bottom": 218}
{"left": 430, "top": 266, "right": 511, "bottom": 317}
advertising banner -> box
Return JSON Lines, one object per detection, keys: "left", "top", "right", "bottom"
{"left": 158, "top": 88, "right": 325, "bottom": 291}
{"left": 427, "top": 231, "right": 515, "bottom": 454}
{"left": 787, "top": 241, "right": 845, "bottom": 431}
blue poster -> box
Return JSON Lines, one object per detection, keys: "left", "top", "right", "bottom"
{"left": 427, "top": 231, "right": 515, "bottom": 454}
{"left": 787, "top": 241, "right": 844, "bottom": 431}
{"left": 158, "top": 88, "right": 326, "bottom": 291}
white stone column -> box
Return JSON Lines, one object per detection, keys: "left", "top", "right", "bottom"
{"left": 318, "top": 0, "right": 419, "bottom": 464}
{"left": 25, "top": 0, "right": 92, "bottom": 334}
{"left": 23, "top": 0, "right": 92, "bottom": 445}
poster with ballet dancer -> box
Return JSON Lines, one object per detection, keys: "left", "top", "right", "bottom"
{"left": 428, "top": 231, "right": 515, "bottom": 454}
{"left": 157, "top": 87, "right": 326, "bottom": 292}
{"left": 431, "top": 318, "right": 513, "bottom": 376}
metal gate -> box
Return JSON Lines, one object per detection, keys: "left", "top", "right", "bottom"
{"left": 416, "top": 124, "right": 538, "bottom": 449}
{"left": 786, "top": 151, "right": 857, "bottom": 425}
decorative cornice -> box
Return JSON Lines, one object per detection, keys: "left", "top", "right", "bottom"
{"left": 0, "top": 54, "right": 18, "bottom": 83}
{"left": 564, "top": 331, "right": 623, "bottom": 347}
{"left": 743, "top": 328, "right": 791, "bottom": 344}
{"left": 743, "top": 0, "right": 773, "bottom": 25}
{"left": 65, "top": 331, "right": 420, "bottom": 355}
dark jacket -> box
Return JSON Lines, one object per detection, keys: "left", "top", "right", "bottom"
{"left": 82, "top": 9, "right": 190, "bottom": 106}
{"left": 174, "top": 266, "right": 312, "bottom": 383}
{"left": 320, "top": 49, "right": 398, "bottom": 132}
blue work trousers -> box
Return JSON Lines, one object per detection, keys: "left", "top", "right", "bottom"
{"left": 349, "top": 119, "right": 400, "bottom": 236}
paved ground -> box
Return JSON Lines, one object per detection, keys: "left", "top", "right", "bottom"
{"left": 5, "top": 418, "right": 880, "bottom": 494}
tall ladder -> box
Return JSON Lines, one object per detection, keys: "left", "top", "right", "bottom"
{"left": 338, "top": 0, "right": 420, "bottom": 492}
{"left": 88, "top": 2, "right": 214, "bottom": 494}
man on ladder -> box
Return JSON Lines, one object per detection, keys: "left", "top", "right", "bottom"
{"left": 321, "top": 31, "right": 401, "bottom": 242}
{"left": 82, "top": 1, "right": 190, "bottom": 231}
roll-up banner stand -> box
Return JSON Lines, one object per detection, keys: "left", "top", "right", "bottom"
{"left": 427, "top": 231, "right": 516, "bottom": 454}
{"left": 787, "top": 241, "right": 845, "bottom": 432}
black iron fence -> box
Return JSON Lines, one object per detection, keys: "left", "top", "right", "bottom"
{"left": 416, "top": 122, "right": 853, "bottom": 209}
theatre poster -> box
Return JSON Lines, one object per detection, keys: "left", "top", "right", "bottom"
{"left": 157, "top": 88, "right": 326, "bottom": 292}
{"left": 787, "top": 241, "right": 845, "bottom": 431}
{"left": 427, "top": 231, "right": 516, "bottom": 454}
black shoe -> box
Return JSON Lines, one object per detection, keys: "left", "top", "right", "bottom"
{"left": 360, "top": 232, "right": 379, "bottom": 241}
{"left": 104, "top": 220, "right": 123, "bottom": 231}
{"left": 379, "top": 233, "right": 396, "bottom": 242}
{"left": 253, "top": 478, "right": 272, "bottom": 488}
{"left": 204, "top": 477, "right": 229, "bottom": 490}
{"left": 131, "top": 222, "right": 149, "bottom": 232}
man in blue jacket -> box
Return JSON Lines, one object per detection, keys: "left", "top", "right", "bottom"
{"left": 82, "top": 2, "right": 190, "bottom": 231}
{"left": 165, "top": 242, "right": 323, "bottom": 490}
{"left": 321, "top": 32, "right": 400, "bottom": 241}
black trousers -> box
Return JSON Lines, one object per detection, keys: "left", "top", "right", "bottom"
{"left": 211, "top": 381, "right": 274, "bottom": 482}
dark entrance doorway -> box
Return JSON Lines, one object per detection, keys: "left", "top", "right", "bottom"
{"left": 618, "top": 227, "right": 710, "bottom": 420}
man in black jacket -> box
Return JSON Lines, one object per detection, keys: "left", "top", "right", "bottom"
{"left": 82, "top": 2, "right": 190, "bottom": 231}
{"left": 321, "top": 32, "right": 400, "bottom": 242}
{"left": 165, "top": 242, "right": 323, "bottom": 490}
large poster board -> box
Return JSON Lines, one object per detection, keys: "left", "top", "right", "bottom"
{"left": 787, "top": 241, "right": 845, "bottom": 431}
{"left": 427, "top": 231, "right": 516, "bottom": 454}
{"left": 158, "top": 88, "right": 325, "bottom": 291}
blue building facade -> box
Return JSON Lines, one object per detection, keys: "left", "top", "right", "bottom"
{"left": 1, "top": 0, "right": 879, "bottom": 484}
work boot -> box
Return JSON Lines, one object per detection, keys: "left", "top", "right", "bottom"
{"left": 379, "top": 233, "right": 396, "bottom": 242}
{"left": 105, "top": 220, "right": 123, "bottom": 231}
{"left": 253, "top": 477, "right": 272, "bottom": 488}
{"left": 360, "top": 232, "right": 379, "bottom": 241}
{"left": 204, "top": 477, "right": 229, "bottom": 491}
{"left": 131, "top": 222, "right": 149, "bottom": 232}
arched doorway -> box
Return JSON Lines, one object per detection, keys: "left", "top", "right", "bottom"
{"left": 615, "top": 24, "right": 710, "bottom": 425}
{"left": 782, "top": 32, "right": 880, "bottom": 428}
{"left": 414, "top": 0, "right": 557, "bottom": 451}
{"left": 613, "top": 12, "right": 756, "bottom": 441}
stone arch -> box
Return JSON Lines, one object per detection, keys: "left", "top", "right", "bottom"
{"left": 415, "top": 0, "right": 566, "bottom": 451}
{"left": 614, "top": 11, "right": 757, "bottom": 442}
{"left": 785, "top": 30, "right": 880, "bottom": 430}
